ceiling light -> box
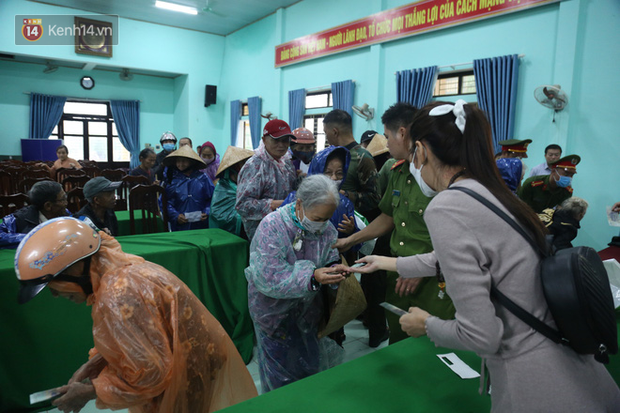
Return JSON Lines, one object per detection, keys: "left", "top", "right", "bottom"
{"left": 155, "top": 1, "right": 198, "bottom": 15}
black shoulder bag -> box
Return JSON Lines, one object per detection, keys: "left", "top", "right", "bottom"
{"left": 450, "top": 186, "right": 617, "bottom": 364}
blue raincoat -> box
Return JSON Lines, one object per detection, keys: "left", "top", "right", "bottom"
{"left": 281, "top": 146, "right": 359, "bottom": 240}
{"left": 245, "top": 204, "right": 341, "bottom": 393}
{"left": 496, "top": 158, "right": 523, "bottom": 194}
{"left": 163, "top": 169, "right": 214, "bottom": 231}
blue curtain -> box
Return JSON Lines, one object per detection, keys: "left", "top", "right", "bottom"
{"left": 474, "top": 54, "right": 520, "bottom": 154}
{"left": 288, "top": 88, "right": 306, "bottom": 130}
{"left": 331, "top": 80, "right": 354, "bottom": 116}
{"left": 29, "top": 93, "right": 67, "bottom": 139}
{"left": 230, "top": 100, "right": 241, "bottom": 146}
{"left": 248, "top": 96, "right": 262, "bottom": 149}
{"left": 110, "top": 100, "right": 140, "bottom": 169}
{"left": 396, "top": 66, "right": 438, "bottom": 108}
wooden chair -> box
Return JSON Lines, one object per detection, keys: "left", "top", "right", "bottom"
{"left": 3, "top": 166, "right": 26, "bottom": 193}
{"left": 21, "top": 169, "right": 50, "bottom": 180}
{"left": 56, "top": 168, "right": 86, "bottom": 183}
{"left": 100, "top": 169, "right": 125, "bottom": 182}
{"left": 61, "top": 175, "right": 90, "bottom": 192}
{"left": 0, "top": 170, "right": 14, "bottom": 196}
{"left": 0, "top": 193, "right": 29, "bottom": 217}
{"left": 128, "top": 184, "right": 169, "bottom": 235}
{"left": 117, "top": 175, "right": 149, "bottom": 211}
{"left": 81, "top": 166, "right": 101, "bottom": 178}
{"left": 66, "top": 187, "right": 87, "bottom": 214}
{"left": 78, "top": 160, "right": 98, "bottom": 168}
{"left": 16, "top": 177, "right": 53, "bottom": 194}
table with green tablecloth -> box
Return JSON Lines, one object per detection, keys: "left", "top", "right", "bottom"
{"left": 0, "top": 228, "right": 252, "bottom": 413}
{"left": 115, "top": 210, "right": 167, "bottom": 236}
{"left": 220, "top": 326, "right": 620, "bottom": 413}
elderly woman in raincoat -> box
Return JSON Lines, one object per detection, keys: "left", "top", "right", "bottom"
{"left": 282, "top": 145, "right": 359, "bottom": 242}
{"left": 162, "top": 145, "right": 215, "bottom": 231}
{"left": 208, "top": 146, "right": 254, "bottom": 238}
{"left": 15, "top": 217, "right": 257, "bottom": 413}
{"left": 235, "top": 119, "right": 297, "bottom": 240}
{"left": 246, "top": 175, "right": 348, "bottom": 393}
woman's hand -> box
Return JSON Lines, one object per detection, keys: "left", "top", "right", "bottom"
{"left": 399, "top": 307, "right": 430, "bottom": 338}
{"left": 348, "top": 255, "right": 397, "bottom": 274}
{"left": 52, "top": 382, "right": 96, "bottom": 413}
{"left": 313, "top": 267, "right": 346, "bottom": 285}
{"left": 69, "top": 353, "right": 107, "bottom": 384}
{"left": 395, "top": 277, "right": 422, "bottom": 297}
{"left": 337, "top": 214, "right": 355, "bottom": 235}
{"left": 177, "top": 214, "right": 188, "bottom": 225}
{"left": 200, "top": 213, "right": 208, "bottom": 221}
{"left": 270, "top": 200, "right": 284, "bottom": 211}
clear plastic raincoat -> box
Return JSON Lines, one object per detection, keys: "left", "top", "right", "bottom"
{"left": 245, "top": 205, "right": 342, "bottom": 392}
{"left": 48, "top": 233, "right": 257, "bottom": 412}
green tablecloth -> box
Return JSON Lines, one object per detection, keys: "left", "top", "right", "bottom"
{"left": 221, "top": 327, "right": 620, "bottom": 413}
{"left": 115, "top": 210, "right": 166, "bottom": 236}
{"left": 0, "top": 229, "right": 252, "bottom": 413}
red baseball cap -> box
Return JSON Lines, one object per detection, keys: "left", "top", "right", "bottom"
{"left": 263, "top": 119, "right": 295, "bottom": 140}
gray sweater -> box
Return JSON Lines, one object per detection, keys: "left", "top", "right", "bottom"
{"left": 416, "top": 179, "right": 619, "bottom": 412}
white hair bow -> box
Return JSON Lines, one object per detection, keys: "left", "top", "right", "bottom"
{"left": 429, "top": 99, "right": 467, "bottom": 134}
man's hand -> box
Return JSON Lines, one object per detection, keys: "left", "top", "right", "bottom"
{"left": 395, "top": 277, "right": 423, "bottom": 297}
{"left": 612, "top": 202, "right": 620, "bottom": 213}
{"left": 52, "top": 382, "right": 96, "bottom": 413}
{"left": 333, "top": 237, "right": 354, "bottom": 253}
{"left": 399, "top": 307, "right": 430, "bottom": 338}
{"left": 337, "top": 214, "right": 355, "bottom": 235}
{"left": 69, "top": 354, "right": 107, "bottom": 385}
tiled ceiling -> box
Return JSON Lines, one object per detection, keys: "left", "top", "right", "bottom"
{"left": 28, "top": 0, "right": 300, "bottom": 36}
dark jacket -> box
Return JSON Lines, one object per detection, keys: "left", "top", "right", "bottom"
{"left": 547, "top": 209, "right": 580, "bottom": 250}
{"left": 74, "top": 203, "right": 119, "bottom": 237}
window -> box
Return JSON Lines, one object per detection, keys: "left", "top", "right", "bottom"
{"left": 433, "top": 70, "right": 476, "bottom": 97}
{"left": 305, "top": 91, "right": 333, "bottom": 109}
{"left": 50, "top": 100, "right": 130, "bottom": 168}
{"left": 238, "top": 120, "right": 253, "bottom": 150}
{"left": 304, "top": 115, "right": 327, "bottom": 151}
{"left": 241, "top": 103, "right": 249, "bottom": 116}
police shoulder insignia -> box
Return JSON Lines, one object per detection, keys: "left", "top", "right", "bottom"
{"left": 531, "top": 180, "right": 544, "bottom": 187}
{"left": 391, "top": 159, "right": 406, "bottom": 170}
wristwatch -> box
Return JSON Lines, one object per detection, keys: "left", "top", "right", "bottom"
{"left": 310, "top": 274, "right": 321, "bottom": 291}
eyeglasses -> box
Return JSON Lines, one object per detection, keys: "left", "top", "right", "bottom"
{"left": 55, "top": 196, "right": 68, "bottom": 204}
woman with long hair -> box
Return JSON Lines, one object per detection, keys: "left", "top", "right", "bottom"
{"left": 353, "top": 100, "right": 619, "bottom": 411}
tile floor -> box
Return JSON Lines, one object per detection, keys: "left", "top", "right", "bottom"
{"left": 43, "top": 320, "right": 388, "bottom": 413}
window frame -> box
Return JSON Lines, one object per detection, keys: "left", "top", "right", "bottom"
{"left": 51, "top": 100, "right": 129, "bottom": 169}
{"left": 432, "top": 70, "right": 476, "bottom": 97}
{"left": 305, "top": 90, "right": 333, "bottom": 109}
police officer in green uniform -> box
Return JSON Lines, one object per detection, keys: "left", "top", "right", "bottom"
{"left": 518, "top": 154, "right": 580, "bottom": 213}
{"left": 335, "top": 103, "right": 455, "bottom": 344}
{"left": 497, "top": 138, "right": 532, "bottom": 158}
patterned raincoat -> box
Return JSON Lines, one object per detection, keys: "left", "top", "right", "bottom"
{"left": 47, "top": 233, "right": 257, "bottom": 412}
{"left": 235, "top": 142, "right": 296, "bottom": 240}
{"left": 245, "top": 204, "right": 341, "bottom": 392}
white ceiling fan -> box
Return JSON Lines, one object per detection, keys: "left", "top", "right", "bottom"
{"left": 202, "top": 0, "right": 227, "bottom": 17}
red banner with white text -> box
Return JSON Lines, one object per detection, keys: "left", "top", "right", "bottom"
{"left": 275, "top": 0, "right": 560, "bottom": 67}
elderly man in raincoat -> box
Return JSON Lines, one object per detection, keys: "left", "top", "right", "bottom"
{"left": 246, "top": 175, "right": 348, "bottom": 393}
{"left": 235, "top": 119, "right": 297, "bottom": 240}
{"left": 15, "top": 217, "right": 257, "bottom": 413}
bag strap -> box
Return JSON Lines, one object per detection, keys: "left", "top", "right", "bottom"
{"left": 449, "top": 186, "right": 565, "bottom": 345}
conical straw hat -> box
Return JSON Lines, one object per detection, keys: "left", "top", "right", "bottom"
{"left": 318, "top": 255, "right": 367, "bottom": 338}
{"left": 366, "top": 133, "right": 389, "bottom": 157}
{"left": 163, "top": 145, "right": 205, "bottom": 167}
{"left": 216, "top": 146, "right": 254, "bottom": 177}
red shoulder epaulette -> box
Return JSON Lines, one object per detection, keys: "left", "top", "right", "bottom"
{"left": 530, "top": 180, "right": 544, "bottom": 187}
{"left": 391, "top": 159, "right": 406, "bottom": 170}
{"left": 567, "top": 186, "right": 573, "bottom": 194}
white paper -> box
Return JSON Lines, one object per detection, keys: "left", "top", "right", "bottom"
{"left": 30, "top": 388, "right": 61, "bottom": 404}
{"left": 184, "top": 211, "right": 203, "bottom": 223}
{"left": 437, "top": 353, "right": 480, "bottom": 379}
{"left": 603, "top": 259, "right": 620, "bottom": 309}
{"left": 607, "top": 206, "right": 620, "bottom": 227}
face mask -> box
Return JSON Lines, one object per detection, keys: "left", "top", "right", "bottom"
{"left": 202, "top": 156, "right": 215, "bottom": 165}
{"left": 301, "top": 207, "right": 329, "bottom": 234}
{"left": 163, "top": 143, "right": 175, "bottom": 152}
{"left": 409, "top": 148, "right": 439, "bottom": 198}
{"left": 294, "top": 150, "right": 314, "bottom": 164}
{"left": 334, "top": 179, "right": 343, "bottom": 188}
{"left": 555, "top": 174, "right": 572, "bottom": 188}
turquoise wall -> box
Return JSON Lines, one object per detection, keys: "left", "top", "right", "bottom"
{"left": 0, "top": 0, "right": 618, "bottom": 249}
{"left": 0, "top": 0, "right": 226, "bottom": 150}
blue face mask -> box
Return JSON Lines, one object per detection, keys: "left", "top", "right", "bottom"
{"left": 555, "top": 175, "right": 572, "bottom": 188}
{"left": 163, "top": 143, "right": 175, "bottom": 152}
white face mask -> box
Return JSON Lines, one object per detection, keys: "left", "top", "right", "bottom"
{"left": 301, "top": 207, "right": 330, "bottom": 234}
{"left": 409, "top": 147, "right": 439, "bottom": 198}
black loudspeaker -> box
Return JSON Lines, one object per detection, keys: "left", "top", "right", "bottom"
{"left": 205, "top": 85, "right": 217, "bottom": 107}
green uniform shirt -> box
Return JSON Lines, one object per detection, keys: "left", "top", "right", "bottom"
{"left": 377, "top": 158, "right": 397, "bottom": 198}
{"left": 340, "top": 142, "right": 380, "bottom": 215}
{"left": 518, "top": 174, "right": 572, "bottom": 213}
{"left": 379, "top": 160, "right": 455, "bottom": 342}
